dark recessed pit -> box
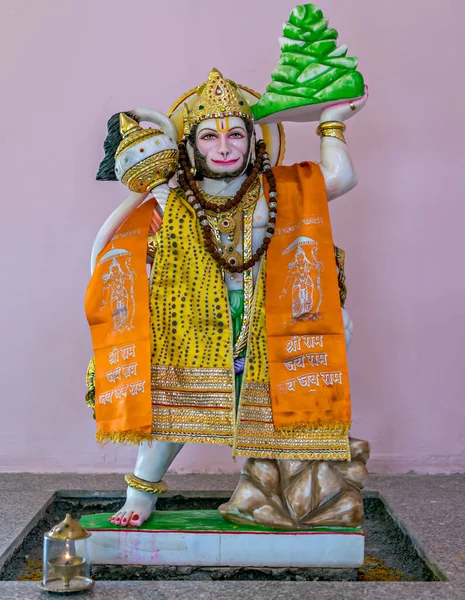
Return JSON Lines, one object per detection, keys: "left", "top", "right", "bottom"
{"left": 0, "top": 491, "right": 444, "bottom": 583}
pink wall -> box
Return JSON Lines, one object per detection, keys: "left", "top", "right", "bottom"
{"left": 1, "top": 0, "right": 464, "bottom": 473}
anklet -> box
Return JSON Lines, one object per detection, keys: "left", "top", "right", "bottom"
{"left": 124, "top": 473, "right": 169, "bottom": 495}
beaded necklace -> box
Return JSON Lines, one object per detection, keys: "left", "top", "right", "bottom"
{"left": 177, "top": 140, "right": 278, "bottom": 274}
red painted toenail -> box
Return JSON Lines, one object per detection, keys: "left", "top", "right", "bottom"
{"left": 133, "top": 514, "right": 139, "bottom": 520}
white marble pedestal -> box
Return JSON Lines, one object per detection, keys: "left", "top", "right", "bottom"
{"left": 80, "top": 511, "right": 364, "bottom": 568}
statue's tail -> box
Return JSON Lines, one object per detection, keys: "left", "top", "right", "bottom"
{"left": 96, "top": 111, "right": 140, "bottom": 181}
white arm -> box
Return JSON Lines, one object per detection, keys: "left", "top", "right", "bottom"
{"left": 319, "top": 136, "right": 358, "bottom": 201}
{"left": 133, "top": 107, "right": 178, "bottom": 142}
{"left": 90, "top": 181, "right": 172, "bottom": 274}
{"left": 90, "top": 191, "right": 148, "bottom": 273}
{"left": 317, "top": 89, "right": 368, "bottom": 202}
{"left": 91, "top": 108, "right": 177, "bottom": 273}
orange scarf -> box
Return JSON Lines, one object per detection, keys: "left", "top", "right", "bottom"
{"left": 85, "top": 199, "right": 155, "bottom": 436}
{"left": 86, "top": 165, "right": 350, "bottom": 442}
{"left": 265, "top": 163, "right": 351, "bottom": 431}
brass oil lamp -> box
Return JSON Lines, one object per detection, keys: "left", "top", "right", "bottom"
{"left": 40, "top": 513, "right": 94, "bottom": 593}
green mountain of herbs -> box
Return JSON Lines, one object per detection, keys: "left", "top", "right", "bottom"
{"left": 252, "top": 4, "right": 364, "bottom": 122}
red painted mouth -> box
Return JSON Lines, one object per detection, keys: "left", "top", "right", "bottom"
{"left": 211, "top": 158, "right": 240, "bottom": 166}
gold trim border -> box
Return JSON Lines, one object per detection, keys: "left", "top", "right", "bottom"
{"left": 151, "top": 365, "right": 233, "bottom": 391}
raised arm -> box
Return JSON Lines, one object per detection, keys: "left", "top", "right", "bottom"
{"left": 318, "top": 88, "right": 368, "bottom": 202}
{"left": 91, "top": 106, "right": 178, "bottom": 274}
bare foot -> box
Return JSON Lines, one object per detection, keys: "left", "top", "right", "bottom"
{"left": 109, "top": 440, "right": 184, "bottom": 527}
{"left": 109, "top": 486, "right": 157, "bottom": 527}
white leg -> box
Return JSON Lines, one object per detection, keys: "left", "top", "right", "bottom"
{"left": 342, "top": 307, "right": 354, "bottom": 350}
{"left": 110, "top": 440, "right": 184, "bottom": 527}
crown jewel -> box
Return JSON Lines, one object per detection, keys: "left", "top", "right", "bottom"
{"left": 183, "top": 68, "right": 253, "bottom": 136}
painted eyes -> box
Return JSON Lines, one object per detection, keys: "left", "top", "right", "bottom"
{"left": 199, "top": 132, "right": 244, "bottom": 141}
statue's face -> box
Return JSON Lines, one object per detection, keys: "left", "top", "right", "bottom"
{"left": 194, "top": 117, "right": 250, "bottom": 178}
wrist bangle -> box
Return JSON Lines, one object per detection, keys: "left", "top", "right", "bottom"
{"left": 319, "top": 128, "right": 346, "bottom": 143}
{"left": 316, "top": 121, "right": 346, "bottom": 144}
{"left": 317, "top": 121, "right": 346, "bottom": 133}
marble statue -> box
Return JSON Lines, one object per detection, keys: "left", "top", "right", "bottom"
{"left": 85, "top": 3, "right": 369, "bottom": 533}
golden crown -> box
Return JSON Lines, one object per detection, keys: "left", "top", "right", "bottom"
{"left": 183, "top": 68, "right": 253, "bottom": 136}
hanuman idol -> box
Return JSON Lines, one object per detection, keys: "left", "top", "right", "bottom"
{"left": 85, "top": 5, "right": 369, "bottom": 530}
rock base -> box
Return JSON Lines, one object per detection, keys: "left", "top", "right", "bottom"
{"left": 220, "top": 438, "right": 370, "bottom": 529}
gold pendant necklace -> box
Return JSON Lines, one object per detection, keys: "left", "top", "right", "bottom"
{"left": 233, "top": 203, "right": 254, "bottom": 357}
{"left": 201, "top": 178, "right": 261, "bottom": 358}
{"left": 203, "top": 178, "right": 261, "bottom": 269}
